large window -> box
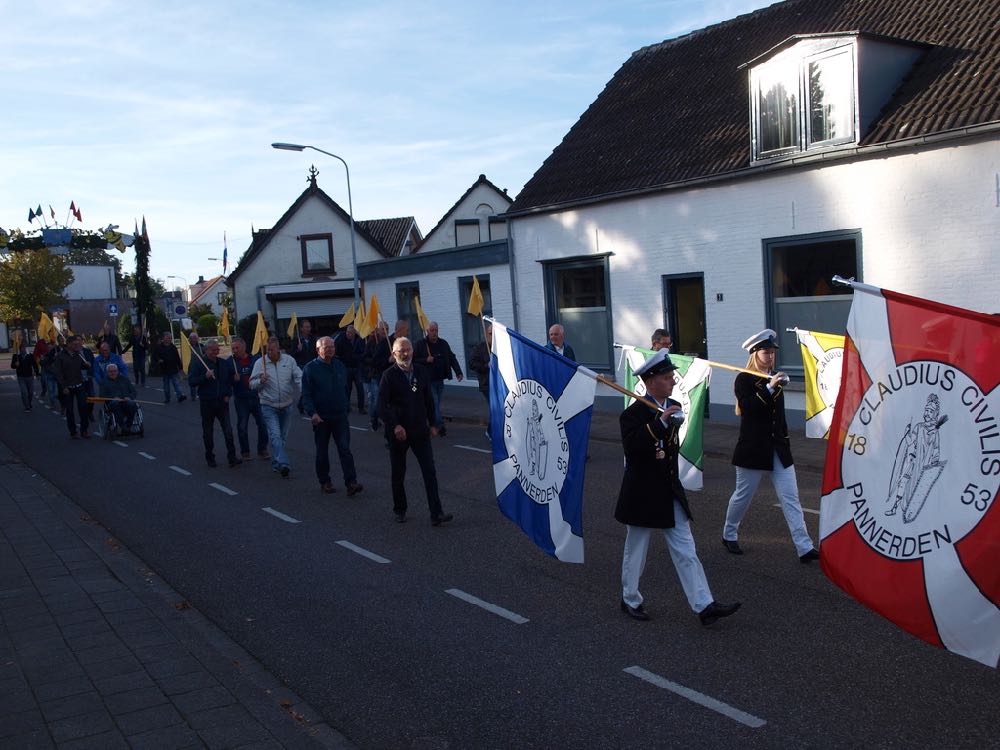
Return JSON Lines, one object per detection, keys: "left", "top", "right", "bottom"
{"left": 765, "top": 230, "right": 861, "bottom": 373}
{"left": 751, "top": 41, "right": 857, "bottom": 160}
{"left": 458, "top": 275, "right": 492, "bottom": 371}
{"left": 300, "top": 233, "right": 334, "bottom": 274}
{"left": 543, "top": 256, "right": 613, "bottom": 371}
{"left": 395, "top": 281, "right": 421, "bottom": 340}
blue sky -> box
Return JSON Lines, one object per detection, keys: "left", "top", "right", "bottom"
{"left": 2, "top": 0, "right": 775, "bottom": 290}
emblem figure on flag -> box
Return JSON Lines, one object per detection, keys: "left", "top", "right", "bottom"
{"left": 526, "top": 399, "right": 549, "bottom": 481}
{"left": 885, "top": 394, "right": 947, "bottom": 523}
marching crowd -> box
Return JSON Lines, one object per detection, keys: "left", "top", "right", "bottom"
{"left": 11, "top": 316, "right": 820, "bottom": 626}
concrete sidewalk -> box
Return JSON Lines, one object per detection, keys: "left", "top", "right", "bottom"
{"left": 0, "top": 441, "right": 353, "bottom": 750}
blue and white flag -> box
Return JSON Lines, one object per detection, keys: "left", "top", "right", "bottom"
{"left": 489, "top": 320, "right": 597, "bottom": 563}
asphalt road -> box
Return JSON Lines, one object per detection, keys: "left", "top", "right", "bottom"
{"left": 2, "top": 373, "right": 996, "bottom": 749}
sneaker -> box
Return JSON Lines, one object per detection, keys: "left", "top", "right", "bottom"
{"left": 322, "top": 482, "right": 337, "bottom": 494}
{"left": 346, "top": 481, "right": 363, "bottom": 497}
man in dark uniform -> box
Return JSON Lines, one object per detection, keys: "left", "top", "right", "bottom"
{"left": 722, "top": 329, "right": 819, "bottom": 562}
{"left": 292, "top": 319, "right": 317, "bottom": 414}
{"left": 378, "top": 336, "right": 452, "bottom": 526}
{"left": 413, "top": 321, "right": 464, "bottom": 435}
{"left": 617, "top": 349, "right": 740, "bottom": 626}
{"left": 187, "top": 340, "right": 241, "bottom": 467}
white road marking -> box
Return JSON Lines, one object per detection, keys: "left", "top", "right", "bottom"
{"left": 261, "top": 506, "right": 300, "bottom": 523}
{"left": 349, "top": 426, "right": 366, "bottom": 432}
{"left": 209, "top": 483, "right": 238, "bottom": 496}
{"left": 138, "top": 452, "right": 155, "bottom": 460}
{"left": 774, "top": 503, "right": 820, "bottom": 516}
{"left": 169, "top": 466, "right": 192, "bottom": 476}
{"left": 623, "top": 666, "right": 766, "bottom": 728}
{"left": 114, "top": 441, "right": 129, "bottom": 448}
{"left": 445, "top": 588, "right": 529, "bottom": 624}
{"left": 455, "top": 445, "right": 491, "bottom": 454}
{"left": 336, "top": 540, "right": 390, "bottom": 564}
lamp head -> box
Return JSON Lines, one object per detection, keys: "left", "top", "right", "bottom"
{"left": 272, "top": 142, "right": 306, "bottom": 151}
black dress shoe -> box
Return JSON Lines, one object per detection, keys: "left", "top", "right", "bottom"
{"left": 431, "top": 513, "right": 453, "bottom": 526}
{"left": 699, "top": 600, "right": 741, "bottom": 627}
{"left": 799, "top": 548, "right": 820, "bottom": 563}
{"left": 620, "top": 599, "right": 650, "bottom": 621}
{"left": 394, "top": 512, "right": 407, "bottom": 523}
{"left": 207, "top": 458, "right": 217, "bottom": 468}
{"left": 722, "top": 538, "right": 744, "bottom": 555}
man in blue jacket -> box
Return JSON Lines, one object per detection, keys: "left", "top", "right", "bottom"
{"left": 302, "top": 336, "right": 363, "bottom": 496}
{"left": 545, "top": 323, "right": 576, "bottom": 361}
{"left": 188, "top": 340, "right": 240, "bottom": 467}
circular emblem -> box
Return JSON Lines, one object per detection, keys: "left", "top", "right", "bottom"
{"left": 839, "top": 361, "right": 1000, "bottom": 560}
{"left": 502, "top": 379, "right": 569, "bottom": 504}
{"left": 815, "top": 346, "right": 843, "bottom": 410}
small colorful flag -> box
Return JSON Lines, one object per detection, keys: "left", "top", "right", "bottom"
{"left": 70, "top": 201, "right": 82, "bottom": 222}
{"left": 252, "top": 311, "right": 269, "bottom": 355}
{"left": 49, "top": 205, "right": 55, "bottom": 220}
{"left": 28, "top": 207, "right": 36, "bottom": 223}
{"left": 468, "top": 275, "right": 485, "bottom": 316}
{"left": 363, "top": 294, "right": 381, "bottom": 336}
{"left": 219, "top": 308, "right": 230, "bottom": 343}
{"left": 355, "top": 298, "right": 369, "bottom": 337}
{"left": 339, "top": 303, "right": 356, "bottom": 329}
{"left": 414, "top": 295, "right": 430, "bottom": 334}
{"left": 180, "top": 334, "right": 192, "bottom": 374}
{"left": 286, "top": 312, "right": 298, "bottom": 340}
{"left": 222, "top": 232, "right": 228, "bottom": 273}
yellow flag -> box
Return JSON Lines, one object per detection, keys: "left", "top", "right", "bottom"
{"left": 252, "top": 311, "right": 268, "bottom": 355}
{"left": 355, "top": 298, "right": 369, "bottom": 338}
{"left": 219, "top": 308, "right": 230, "bottom": 342}
{"left": 180, "top": 333, "right": 192, "bottom": 374}
{"left": 468, "top": 275, "right": 485, "bottom": 316}
{"left": 339, "top": 303, "right": 356, "bottom": 329}
{"left": 364, "top": 294, "right": 381, "bottom": 335}
{"left": 795, "top": 328, "right": 846, "bottom": 439}
{"left": 13, "top": 329, "right": 22, "bottom": 351}
{"left": 414, "top": 295, "right": 430, "bottom": 334}
{"left": 37, "top": 312, "right": 54, "bottom": 341}
{"left": 286, "top": 312, "right": 298, "bottom": 339}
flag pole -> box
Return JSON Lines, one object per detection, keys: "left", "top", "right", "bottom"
{"left": 87, "top": 396, "right": 165, "bottom": 407}
{"left": 613, "top": 343, "right": 769, "bottom": 379}
{"left": 832, "top": 275, "right": 881, "bottom": 295}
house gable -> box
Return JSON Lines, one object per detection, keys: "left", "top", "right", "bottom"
{"left": 418, "top": 174, "right": 512, "bottom": 253}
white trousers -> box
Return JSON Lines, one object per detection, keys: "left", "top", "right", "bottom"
{"left": 621, "top": 500, "right": 713, "bottom": 613}
{"left": 723, "top": 453, "right": 815, "bottom": 555}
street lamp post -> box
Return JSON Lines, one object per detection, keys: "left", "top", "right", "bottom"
{"left": 166, "top": 275, "right": 189, "bottom": 301}
{"left": 271, "top": 142, "right": 360, "bottom": 310}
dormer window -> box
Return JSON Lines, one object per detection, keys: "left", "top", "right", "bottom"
{"left": 751, "top": 38, "right": 857, "bottom": 160}
{"left": 747, "top": 33, "right": 926, "bottom": 163}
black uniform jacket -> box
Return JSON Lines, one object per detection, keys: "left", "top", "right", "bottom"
{"left": 378, "top": 365, "right": 435, "bottom": 442}
{"left": 614, "top": 397, "right": 691, "bottom": 529}
{"left": 731, "top": 371, "right": 793, "bottom": 470}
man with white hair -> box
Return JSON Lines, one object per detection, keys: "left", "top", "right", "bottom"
{"left": 545, "top": 323, "right": 576, "bottom": 361}
{"left": 251, "top": 336, "right": 302, "bottom": 477}
{"left": 99, "top": 363, "right": 138, "bottom": 431}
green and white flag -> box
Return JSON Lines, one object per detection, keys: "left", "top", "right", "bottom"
{"left": 622, "top": 346, "right": 712, "bottom": 491}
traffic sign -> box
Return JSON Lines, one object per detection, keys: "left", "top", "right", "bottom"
{"left": 174, "top": 304, "right": 187, "bottom": 317}
{"left": 108, "top": 303, "right": 119, "bottom": 316}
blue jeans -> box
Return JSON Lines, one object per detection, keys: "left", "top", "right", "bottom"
{"left": 428, "top": 379, "right": 445, "bottom": 428}
{"left": 162, "top": 373, "right": 183, "bottom": 400}
{"left": 261, "top": 404, "right": 292, "bottom": 470}
{"left": 366, "top": 377, "right": 381, "bottom": 427}
{"left": 17, "top": 377, "right": 34, "bottom": 410}
{"left": 235, "top": 396, "right": 268, "bottom": 455}
{"left": 313, "top": 413, "right": 357, "bottom": 487}
{"left": 345, "top": 367, "right": 365, "bottom": 411}
{"left": 43, "top": 373, "right": 60, "bottom": 407}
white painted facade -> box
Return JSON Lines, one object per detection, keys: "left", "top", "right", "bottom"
{"left": 419, "top": 182, "right": 511, "bottom": 253}
{"left": 189, "top": 276, "right": 228, "bottom": 315}
{"left": 232, "top": 193, "right": 386, "bottom": 324}
{"left": 508, "top": 136, "right": 1000, "bottom": 413}
{"left": 64, "top": 264, "right": 116, "bottom": 300}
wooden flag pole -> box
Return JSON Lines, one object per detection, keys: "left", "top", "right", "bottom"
{"left": 88, "top": 396, "right": 165, "bottom": 406}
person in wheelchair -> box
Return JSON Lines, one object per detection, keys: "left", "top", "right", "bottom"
{"left": 99, "top": 364, "right": 139, "bottom": 432}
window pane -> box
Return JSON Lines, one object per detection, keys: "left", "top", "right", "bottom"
{"left": 556, "top": 266, "right": 605, "bottom": 308}
{"left": 771, "top": 239, "right": 857, "bottom": 298}
{"left": 305, "top": 239, "right": 331, "bottom": 270}
{"left": 757, "top": 60, "right": 799, "bottom": 153}
{"left": 809, "top": 51, "right": 854, "bottom": 144}
{"left": 395, "top": 282, "right": 420, "bottom": 339}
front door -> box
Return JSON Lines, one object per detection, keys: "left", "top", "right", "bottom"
{"left": 662, "top": 273, "right": 707, "bottom": 359}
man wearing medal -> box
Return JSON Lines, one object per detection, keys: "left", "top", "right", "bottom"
{"left": 616, "top": 349, "right": 741, "bottom": 626}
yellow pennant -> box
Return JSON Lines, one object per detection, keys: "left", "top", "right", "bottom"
{"left": 252, "top": 311, "right": 269, "bottom": 355}
{"left": 286, "top": 312, "right": 298, "bottom": 340}
{"left": 414, "top": 295, "right": 430, "bottom": 334}
{"left": 339, "top": 303, "right": 356, "bottom": 329}
{"left": 468, "top": 275, "right": 485, "bottom": 316}
{"left": 180, "top": 333, "right": 192, "bottom": 374}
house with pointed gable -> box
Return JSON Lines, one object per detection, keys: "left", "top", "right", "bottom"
{"left": 188, "top": 275, "right": 227, "bottom": 316}
{"left": 504, "top": 0, "right": 1000, "bottom": 419}
{"left": 358, "top": 173, "right": 513, "bottom": 379}
{"left": 226, "top": 167, "right": 421, "bottom": 336}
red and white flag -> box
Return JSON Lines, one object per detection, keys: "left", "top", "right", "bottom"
{"left": 819, "top": 281, "right": 1000, "bottom": 667}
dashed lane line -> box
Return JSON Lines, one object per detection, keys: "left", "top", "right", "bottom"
{"left": 773, "top": 503, "right": 820, "bottom": 516}
{"left": 454, "top": 445, "right": 490, "bottom": 454}
{"left": 445, "top": 588, "right": 529, "bottom": 624}
{"left": 114, "top": 441, "right": 129, "bottom": 448}
{"left": 349, "top": 426, "right": 367, "bottom": 432}
{"left": 335, "top": 540, "right": 391, "bottom": 564}
{"left": 209, "top": 483, "right": 238, "bottom": 496}
{"left": 623, "top": 666, "right": 766, "bottom": 728}
{"left": 169, "top": 466, "right": 192, "bottom": 476}
{"left": 138, "top": 452, "right": 155, "bottom": 460}
{"left": 261, "top": 507, "right": 300, "bottom": 523}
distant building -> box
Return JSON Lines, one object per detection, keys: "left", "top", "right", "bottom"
{"left": 188, "top": 275, "right": 228, "bottom": 316}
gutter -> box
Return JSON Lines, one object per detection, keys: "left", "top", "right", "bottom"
{"left": 502, "top": 121, "right": 1000, "bottom": 219}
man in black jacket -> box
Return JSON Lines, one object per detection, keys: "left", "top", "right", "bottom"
{"left": 616, "top": 349, "right": 740, "bottom": 626}
{"left": 378, "top": 337, "right": 452, "bottom": 526}
{"left": 362, "top": 321, "right": 391, "bottom": 431}
{"left": 54, "top": 336, "right": 93, "bottom": 438}
{"left": 188, "top": 340, "right": 240, "bottom": 467}
{"left": 413, "top": 321, "right": 463, "bottom": 435}
{"left": 334, "top": 324, "right": 366, "bottom": 414}
{"left": 467, "top": 323, "right": 493, "bottom": 438}
{"left": 153, "top": 332, "right": 186, "bottom": 403}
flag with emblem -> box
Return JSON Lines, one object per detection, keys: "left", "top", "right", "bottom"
{"left": 795, "top": 328, "right": 846, "bottom": 439}
{"left": 622, "top": 345, "right": 711, "bottom": 491}
{"left": 489, "top": 320, "right": 597, "bottom": 563}
{"left": 819, "top": 280, "right": 1000, "bottom": 667}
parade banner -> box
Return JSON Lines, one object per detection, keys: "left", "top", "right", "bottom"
{"left": 489, "top": 321, "right": 596, "bottom": 563}
{"left": 819, "top": 281, "right": 1000, "bottom": 667}
{"left": 623, "top": 346, "right": 711, "bottom": 491}
{"left": 794, "top": 328, "right": 845, "bottom": 439}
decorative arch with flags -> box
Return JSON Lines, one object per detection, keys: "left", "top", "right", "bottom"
{"left": 819, "top": 279, "right": 1000, "bottom": 667}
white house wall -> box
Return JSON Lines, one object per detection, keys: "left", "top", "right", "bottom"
{"left": 363, "top": 261, "right": 513, "bottom": 385}
{"left": 509, "top": 136, "right": 1000, "bottom": 413}
{"left": 233, "top": 194, "right": 386, "bottom": 322}
{"left": 64, "top": 265, "right": 116, "bottom": 300}
{"left": 420, "top": 184, "right": 511, "bottom": 253}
